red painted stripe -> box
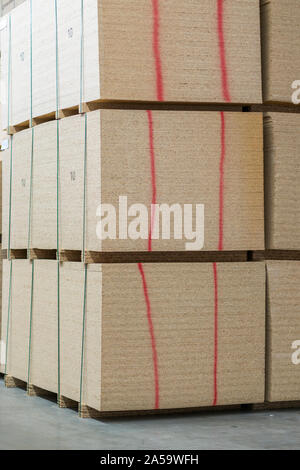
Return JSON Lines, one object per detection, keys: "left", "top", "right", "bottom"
{"left": 212, "top": 262, "right": 219, "bottom": 406}
{"left": 151, "top": 0, "right": 164, "bottom": 101}
{"left": 218, "top": 111, "right": 226, "bottom": 251}
{"left": 147, "top": 110, "right": 157, "bottom": 252}
{"left": 138, "top": 263, "right": 160, "bottom": 409}
{"left": 213, "top": 111, "right": 227, "bottom": 406}
{"left": 217, "top": 0, "right": 231, "bottom": 103}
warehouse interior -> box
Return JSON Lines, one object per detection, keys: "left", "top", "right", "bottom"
{"left": 0, "top": 0, "right": 300, "bottom": 452}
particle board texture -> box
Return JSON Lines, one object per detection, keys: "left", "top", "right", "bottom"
{"left": 261, "top": 0, "right": 300, "bottom": 104}
{"left": 266, "top": 261, "right": 300, "bottom": 403}
{"left": 264, "top": 113, "right": 300, "bottom": 250}
{"left": 1, "top": 110, "right": 265, "bottom": 253}
{"left": 0, "top": 0, "right": 262, "bottom": 130}
{"left": 1, "top": 260, "right": 266, "bottom": 412}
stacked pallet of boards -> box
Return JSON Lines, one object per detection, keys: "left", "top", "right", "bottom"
{"left": 0, "top": 0, "right": 298, "bottom": 416}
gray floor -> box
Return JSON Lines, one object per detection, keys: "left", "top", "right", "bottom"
{"left": 0, "top": 378, "right": 299, "bottom": 450}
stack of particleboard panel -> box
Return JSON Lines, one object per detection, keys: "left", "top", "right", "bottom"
{"left": 0, "top": 0, "right": 262, "bottom": 131}
{"left": 266, "top": 261, "right": 300, "bottom": 404}
{"left": 261, "top": 0, "right": 300, "bottom": 407}
{"left": 261, "top": 0, "right": 300, "bottom": 104}
{"left": 1, "top": 110, "right": 265, "bottom": 258}
{"left": 0, "top": 0, "right": 266, "bottom": 415}
{"left": 264, "top": 113, "right": 300, "bottom": 251}
{"left": 1, "top": 260, "right": 265, "bottom": 412}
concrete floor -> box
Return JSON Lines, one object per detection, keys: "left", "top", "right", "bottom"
{"left": 0, "top": 379, "right": 299, "bottom": 450}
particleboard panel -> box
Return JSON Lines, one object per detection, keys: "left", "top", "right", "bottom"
{"left": 1, "top": 0, "right": 262, "bottom": 129}
{"left": 98, "top": 0, "right": 262, "bottom": 104}
{"left": 57, "top": 0, "right": 100, "bottom": 112}
{"left": 10, "top": 129, "right": 31, "bottom": 250}
{"left": 31, "top": 0, "right": 56, "bottom": 120}
{"left": 85, "top": 110, "right": 101, "bottom": 254}
{"left": 30, "top": 121, "right": 57, "bottom": 250}
{"left": 59, "top": 114, "right": 85, "bottom": 252}
{"left": 3, "top": 110, "right": 265, "bottom": 253}
{"left": 261, "top": 0, "right": 300, "bottom": 104}
{"left": 97, "top": 110, "right": 264, "bottom": 252}
{"left": 264, "top": 113, "right": 300, "bottom": 250}
{"left": 1, "top": 1, "right": 30, "bottom": 129}
{"left": 0, "top": 259, "right": 31, "bottom": 381}
{"left": 2, "top": 124, "right": 57, "bottom": 252}
{"left": 266, "top": 261, "right": 300, "bottom": 402}
{"left": 29, "top": 260, "right": 58, "bottom": 394}
{"left": 60, "top": 262, "right": 102, "bottom": 408}
{"left": 84, "top": 110, "right": 264, "bottom": 252}
{"left": 98, "top": 262, "right": 265, "bottom": 412}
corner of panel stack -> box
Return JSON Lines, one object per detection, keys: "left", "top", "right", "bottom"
{"left": 0, "top": 0, "right": 269, "bottom": 416}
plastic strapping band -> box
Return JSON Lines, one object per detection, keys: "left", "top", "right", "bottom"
{"left": 4, "top": 261, "right": 13, "bottom": 376}
{"left": 56, "top": 120, "right": 60, "bottom": 258}
{"left": 7, "top": 135, "right": 13, "bottom": 259}
{"left": 27, "top": 260, "right": 35, "bottom": 385}
{"left": 57, "top": 261, "right": 61, "bottom": 398}
{"left": 29, "top": 0, "right": 33, "bottom": 127}
{"left": 7, "top": 14, "right": 11, "bottom": 132}
{"left": 82, "top": 113, "right": 87, "bottom": 262}
{"left": 56, "top": 119, "right": 61, "bottom": 398}
{"left": 79, "top": 0, "right": 84, "bottom": 113}
{"left": 79, "top": 264, "right": 88, "bottom": 412}
{"left": 27, "top": 128, "right": 34, "bottom": 255}
{"left": 54, "top": 0, "right": 59, "bottom": 118}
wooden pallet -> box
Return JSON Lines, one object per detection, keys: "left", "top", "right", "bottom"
{"left": 249, "top": 401, "right": 300, "bottom": 411}
{"left": 2, "top": 374, "right": 300, "bottom": 420}
{"left": 4, "top": 100, "right": 300, "bottom": 136}
{"left": 251, "top": 250, "right": 300, "bottom": 261}
{"left": 84, "top": 251, "right": 250, "bottom": 264}
{"left": 1, "top": 249, "right": 253, "bottom": 264}
{"left": 2, "top": 249, "right": 57, "bottom": 261}
{"left": 3, "top": 375, "right": 77, "bottom": 410}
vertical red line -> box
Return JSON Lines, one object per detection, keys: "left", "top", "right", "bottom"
{"left": 212, "top": 263, "right": 219, "bottom": 407}
{"left": 147, "top": 110, "right": 157, "bottom": 252}
{"left": 218, "top": 111, "right": 226, "bottom": 252}
{"left": 138, "top": 263, "right": 160, "bottom": 410}
{"left": 217, "top": 0, "right": 231, "bottom": 103}
{"left": 151, "top": 0, "right": 164, "bottom": 101}
{"left": 136, "top": 111, "right": 159, "bottom": 409}
{"left": 213, "top": 111, "right": 226, "bottom": 406}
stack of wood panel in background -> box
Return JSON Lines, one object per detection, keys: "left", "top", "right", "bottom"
{"left": 259, "top": 0, "right": 300, "bottom": 407}
{"left": 0, "top": 0, "right": 299, "bottom": 417}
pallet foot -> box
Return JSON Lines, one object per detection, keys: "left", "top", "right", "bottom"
{"left": 4, "top": 375, "right": 26, "bottom": 389}
{"left": 32, "top": 112, "right": 56, "bottom": 127}
{"left": 29, "top": 249, "right": 57, "bottom": 261}
{"left": 59, "top": 106, "right": 80, "bottom": 119}
{"left": 58, "top": 395, "right": 78, "bottom": 409}
{"left": 7, "top": 122, "right": 30, "bottom": 135}
{"left": 79, "top": 404, "right": 103, "bottom": 419}
{"left": 59, "top": 250, "right": 82, "bottom": 262}
{"left": 27, "top": 384, "right": 55, "bottom": 398}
